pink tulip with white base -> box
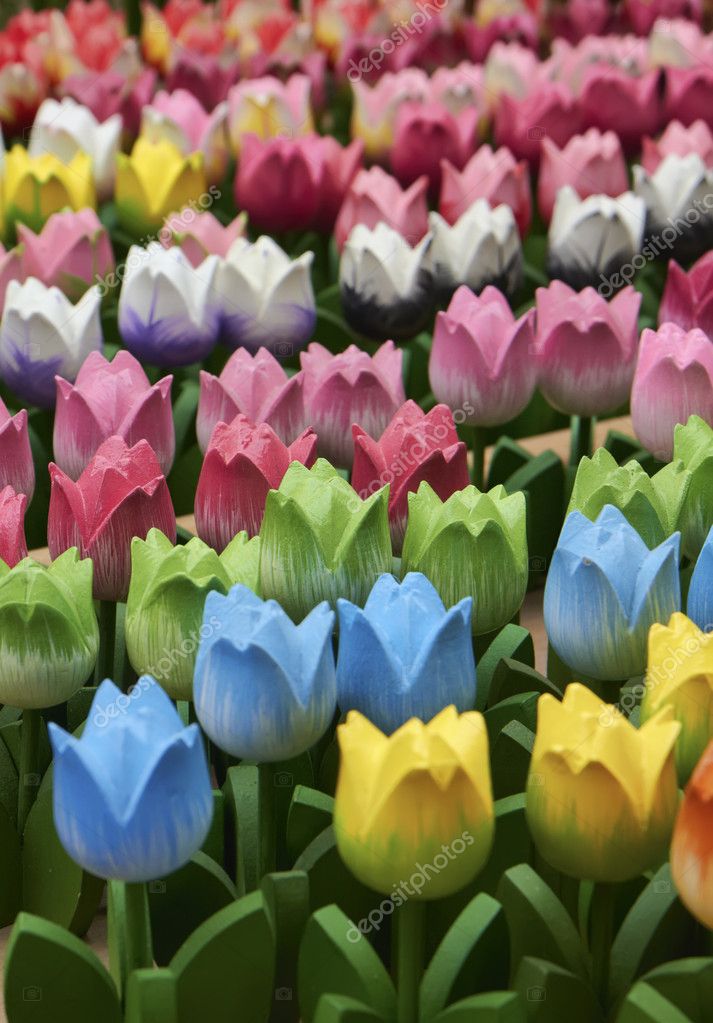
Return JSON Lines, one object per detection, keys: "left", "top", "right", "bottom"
{"left": 641, "top": 120, "right": 713, "bottom": 175}
{"left": 0, "top": 397, "right": 34, "bottom": 501}
{"left": 534, "top": 281, "right": 641, "bottom": 417}
{"left": 53, "top": 351, "right": 175, "bottom": 481}
{"left": 439, "top": 145, "right": 531, "bottom": 236}
{"left": 429, "top": 285, "right": 537, "bottom": 427}
{"left": 161, "top": 210, "right": 247, "bottom": 267}
{"left": 195, "top": 416, "right": 318, "bottom": 551}
{"left": 197, "top": 348, "right": 307, "bottom": 454}
{"left": 659, "top": 253, "right": 713, "bottom": 337}
{"left": 301, "top": 341, "right": 406, "bottom": 470}
{"left": 17, "top": 210, "right": 114, "bottom": 300}
{"left": 631, "top": 325, "right": 713, "bottom": 461}
{"left": 538, "top": 129, "right": 628, "bottom": 223}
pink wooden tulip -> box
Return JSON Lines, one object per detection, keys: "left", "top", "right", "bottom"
{"left": 0, "top": 486, "right": 27, "bottom": 568}
{"left": 60, "top": 68, "right": 157, "bottom": 138}
{"left": 537, "top": 130, "right": 629, "bottom": 223}
{"left": 390, "top": 101, "right": 479, "bottom": 193}
{"left": 429, "top": 285, "right": 537, "bottom": 427}
{"left": 162, "top": 210, "right": 247, "bottom": 266}
{"left": 197, "top": 348, "right": 307, "bottom": 454}
{"left": 142, "top": 88, "right": 229, "bottom": 185}
{"left": 165, "top": 51, "right": 239, "bottom": 111}
{"left": 494, "top": 82, "right": 583, "bottom": 166}
{"left": 234, "top": 134, "right": 320, "bottom": 234}
{"left": 0, "top": 244, "right": 25, "bottom": 313}
{"left": 351, "top": 401, "right": 470, "bottom": 553}
{"left": 659, "top": 253, "right": 713, "bottom": 337}
{"left": 534, "top": 281, "right": 642, "bottom": 416}
{"left": 17, "top": 210, "right": 114, "bottom": 300}
{"left": 624, "top": 0, "right": 701, "bottom": 35}
{"left": 0, "top": 397, "right": 34, "bottom": 501}
{"left": 439, "top": 145, "right": 532, "bottom": 236}
{"left": 310, "top": 137, "right": 364, "bottom": 234}
{"left": 334, "top": 167, "right": 429, "bottom": 252}
{"left": 53, "top": 351, "right": 174, "bottom": 481}
{"left": 666, "top": 67, "right": 713, "bottom": 132}
{"left": 632, "top": 325, "right": 713, "bottom": 461}
{"left": 195, "top": 416, "right": 318, "bottom": 551}
{"left": 580, "top": 67, "right": 662, "bottom": 152}
{"left": 642, "top": 120, "right": 713, "bottom": 175}
{"left": 48, "top": 436, "right": 177, "bottom": 602}
{"left": 301, "top": 341, "right": 406, "bottom": 469}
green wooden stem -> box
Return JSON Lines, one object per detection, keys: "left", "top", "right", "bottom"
{"left": 470, "top": 426, "right": 486, "bottom": 490}
{"left": 590, "top": 881, "right": 615, "bottom": 1009}
{"left": 259, "top": 761, "right": 277, "bottom": 879}
{"left": 18, "top": 709, "right": 41, "bottom": 836}
{"left": 569, "top": 415, "right": 594, "bottom": 469}
{"left": 123, "top": 882, "right": 153, "bottom": 974}
{"left": 96, "top": 600, "right": 117, "bottom": 684}
{"left": 125, "top": 0, "right": 142, "bottom": 37}
{"left": 395, "top": 899, "right": 425, "bottom": 1023}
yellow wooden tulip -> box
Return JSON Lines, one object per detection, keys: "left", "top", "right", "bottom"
{"left": 115, "top": 138, "right": 207, "bottom": 237}
{"left": 2, "top": 146, "right": 96, "bottom": 235}
{"left": 334, "top": 706, "right": 494, "bottom": 899}
{"left": 526, "top": 683, "right": 680, "bottom": 882}
{"left": 670, "top": 738, "right": 713, "bottom": 929}
{"left": 641, "top": 613, "right": 713, "bottom": 784}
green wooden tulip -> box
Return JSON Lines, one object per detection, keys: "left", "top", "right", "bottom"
{"left": 401, "top": 482, "right": 528, "bottom": 635}
{"left": 125, "top": 528, "right": 261, "bottom": 699}
{"left": 674, "top": 415, "right": 713, "bottom": 560}
{"left": 259, "top": 459, "right": 392, "bottom": 622}
{"left": 567, "top": 447, "right": 689, "bottom": 549}
{"left": 0, "top": 548, "right": 98, "bottom": 708}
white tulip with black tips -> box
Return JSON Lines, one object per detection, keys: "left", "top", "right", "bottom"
{"left": 547, "top": 187, "right": 646, "bottom": 291}
{"left": 339, "top": 222, "right": 433, "bottom": 340}
{"left": 426, "top": 200, "right": 522, "bottom": 302}
{"left": 633, "top": 154, "right": 713, "bottom": 264}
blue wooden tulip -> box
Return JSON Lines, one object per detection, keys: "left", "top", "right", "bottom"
{"left": 688, "top": 524, "right": 713, "bottom": 633}
{"left": 48, "top": 678, "right": 213, "bottom": 882}
{"left": 544, "top": 505, "right": 681, "bottom": 681}
{"left": 193, "top": 585, "right": 337, "bottom": 761}
{"left": 336, "top": 572, "right": 475, "bottom": 733}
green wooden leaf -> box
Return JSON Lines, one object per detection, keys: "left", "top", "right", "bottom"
{"left": 201, "top": 789, "right": 225, "bottom": 865}
{"left": 0, "top": 795, "right": 21, "bottom": 925}
{"left": 478, "top": 795, "right": 534, "bottom": 897}
{"left": 261, "top": 871, "right": 310, "bottom": 1022}
{"left": 431, "top": 992, "right": 526, "bottom": 1023}
{"left": 505, "top": 451, "right": 566, "bottom": 586}
{"left": 4, "top": 912, "right": 120, "bottom": 1023}
{"left": 636, "top": 958, "right": 713, "bottom": 1022}
{"left": 293, "top": 826, "right": 387, "bottom": 957}
{"left": 312, "top": 994, "right": 385, "bottom": 1023}
{"left": 489, "top": 660, "right": 562, "bottom": 707}
{"left": 608, "top": 866, "right": 698, "bottom": 1007}
{"left": 22, "top": 769, "right": 104, "bottom": 936}
{"left": 287, "top": 786, "right": 335, "bottom": 863}
{"left": 420, "top": 893, "right": 509, "bottom": 1021}
{"left": 298, "top": 905, "right": 396, "bottom": 1023}
{"left": 485, "top": 693, "right": 539, "bottom": 739}
{"left": 170, "top": 891, "right": 276, "bottom": 1023}
{"left": 497, "top": 864, "right": 589, "bottom": 981}
{"left": 124, "top": 969, "right": 178, "bottom": 1023}
{"left": 616, "top": 983, "right": 694, "bottom": 1023}
{"left": 512, "top": 957, "right": 599, "bottom": 1022}
{"left": 490, "top": 721, "right": 535, "bottom": 800}
{"left": 487, "top": 438, "right": 531, "bottom": 489}
{"left": 66, "top": 688, "right": 98, "bottom": 733}
{"left": 148, "top": 851, "right": 237, "bottom": 966}
{"left": 475, "top": 625, "right": 535, "bottom": 711}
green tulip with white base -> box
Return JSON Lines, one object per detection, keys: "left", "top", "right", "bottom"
{"left": 125, "top": 529, "right": 261, "bottom": 700}
{"left": 400, "top": 482, "right": 528, "bottom": 635}
{"left": 259, "top": 459, "right": 392, "bottom": 622}
{"left": 674, "top": 415, "right": 713, "bottom": 560}
{"left": 0, "top": 548, "right": 97, "bottom": 709}
{"left": 567, "top": 447, "right": 689, "bottom": 549}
